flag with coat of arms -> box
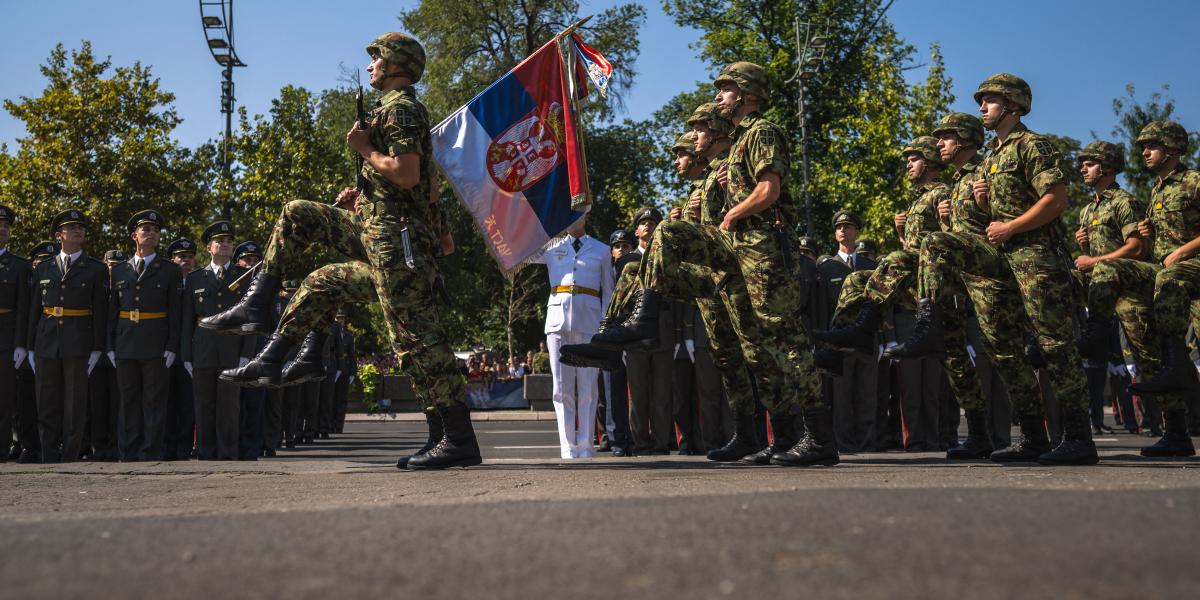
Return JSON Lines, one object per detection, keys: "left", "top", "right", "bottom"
{"left": 431, "top": 22, "right": 614, "bottom": 275}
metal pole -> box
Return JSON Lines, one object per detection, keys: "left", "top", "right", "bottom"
{"left": 222, "top": 64, "right": 233, "bottom": 220}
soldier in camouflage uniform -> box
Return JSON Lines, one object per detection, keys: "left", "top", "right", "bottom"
{"left": 893, "top": 78, "right": 1100, "bottom": 464}
{"left": 1071, "top": 141, "right": 1148, "bottom": 435}
{"left": 198, "top": 32, "right": 480, "bottom": 470}
{"left": 1090, "top": 121, "right": 1199, "bottom": 456}
{"left": 816, "top": 136, "right": 950, "bottom": 351}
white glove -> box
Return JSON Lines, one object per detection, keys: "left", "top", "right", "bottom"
{"left": 335, "top": 369, "right": 342, "bottom": 381}
{"left": 685, "top": 339, "right": 695, "bottom": 362}
{"left": 163, "top": 350, "right": 176, "bottom": 368}
{"left": 28, "top": 352, "right": 35, "bottom": 374}
{"left": 348, "top": 375, "right": 355, "bottom": 385}
{"left": 238, "top": 357, "right": 249, "bottom": 369}
{"left": 13, "top": 347, "right": 27, "bottom": 369}
{"left": 184, "top": 361, "right": 193, "bottom": 377}
{"left": 1126, "top": 363, "right": 1138, "bottom": 379}
{"left": 87, "top": 351, "right": 101, "bottom": 375}
{"left": 965, "top": 344, "right": 977, "bottom": 366}
{"left": 107, "top": 350, "right": 117, "bottom": 367}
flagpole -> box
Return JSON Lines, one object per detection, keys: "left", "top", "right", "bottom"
{"left": 557, "top": 16, "right": 593, "bottom": 212}
{"left": 556, "top": 15, "right": 593, "bottom": 40}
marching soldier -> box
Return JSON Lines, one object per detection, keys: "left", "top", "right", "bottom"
{"left": 0, "top": 206, "right": 30, "bottom": 463}
{"left": 28, "top": 210, "right": 108, "bottom": 462}
{"left": 108, "top": 210, "right": 182, "bottom": 461}
{"left": 181, "top": 221, "right": 252, "bottom": 460}
{"left": 163, "top": 238, "right": 198, "bottom": 460}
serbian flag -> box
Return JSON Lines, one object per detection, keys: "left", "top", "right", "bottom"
{"left": 432, "top": 33, "right": 606, "bottom": 275}
{"left": 573, "top": 35, "right": 613, "bottom": 98}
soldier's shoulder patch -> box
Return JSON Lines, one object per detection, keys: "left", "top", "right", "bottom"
{"left": 1032, "top": 139, "right": 1056, "bottom": 157}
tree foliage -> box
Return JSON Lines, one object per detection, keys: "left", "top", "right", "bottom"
{"left": 1105, "top": 84, "right": 1200, "bottom": 203}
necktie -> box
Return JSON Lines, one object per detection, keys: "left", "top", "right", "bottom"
{"left": 216, "top": 266, "right": 224, "bottom": 280}
{"left": 848, "top": 254, "right": 855, "bottom": 269}
{"left": 572, "top": 238, "right": 582, "bottom": 253}
{"left": 135, "top": 258, "right": 144, "bottom": 276}
{"left": 61, "top": 256, "right": 70, "bottom": 273}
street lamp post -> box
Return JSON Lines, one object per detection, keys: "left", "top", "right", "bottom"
{"left": 199, "top": 0, "right": 247, "bottom": 220}
{"left": 785, "top": 16, "right": 828, "bottom": 236}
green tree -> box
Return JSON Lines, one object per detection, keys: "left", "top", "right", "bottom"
{"left": 0, "top": 42, "right": 206, "bottom": 255}
{"left": 1106, "top": 84, "right": 1200, "bottom": 202}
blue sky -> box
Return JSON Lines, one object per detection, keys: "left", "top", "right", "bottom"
{"left": 1, "top": 0, "right": 1197, "bottom": 151}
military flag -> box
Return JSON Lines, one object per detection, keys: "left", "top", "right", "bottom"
{"left": 432, "top": 22, "right": 610, "bottom": 275}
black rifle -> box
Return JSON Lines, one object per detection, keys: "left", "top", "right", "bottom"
{"left": 354, "top": 84, "right": 368, "bottom": 195}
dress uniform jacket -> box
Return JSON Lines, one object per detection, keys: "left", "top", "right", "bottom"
{"left": 28, "top": 254, "right": 107, "bottom": 358}
{"left": 180, "top": 265, "right": 254, "bottom": 368}
{"left": 815, "top": 253, "right": 877, "bottom": 329}
{"left": 108, "top": 257, "right": 182, "bottom": 359}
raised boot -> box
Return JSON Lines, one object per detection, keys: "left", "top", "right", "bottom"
{"left": 589, "top": 289, "right": 662, "bottom": 349}
{"left": 559, "top": 343, "right": 623, "bottom": 371}
{"left": 741, "top": 410, "right": 799, "bottom": 465}
{"left": 990, "top": 413, "right": 1051, "bottom": 462}
{"left": 1140, "top": 410, "right": 1196, "bottom": 457}
{"left": 946, "top": 409, "right": 994, "bottom": 460}
{"left": 771, "top": 407, "right": 840, "bottom": 467}
{"left": 1038, "top": 406, "right": 1100, "bottom": 465}
{"left": 1075, "top": 313, "right": 1109, "bottom": 361}
{"left": 280, "top": 331, "right": 329, "bottom": 386}
{"left": 814, "top": 302, "right": 882, "bottom": 352}
{"left": 219, "top": 333, "right": 296, "bottom": 388}
{"left": 1129, "top": 339, "right": 1200, "bottom": 395}
{"left": 396, "top": 409, "right": 443, "bottom": 469}
{"left": 884, "top": 298, "right": 944, "bottom": 359}
{"left": 706, "top": 412, "right": 760, "bottom": 462}
{"left": 198, "top": 272, "right": 280, "bottom": 336}
{"left": 588, "top": 317, "right": 626, "bottom": 351}
{"left": 407, "top": 403, "right": 483, "bottom": 470}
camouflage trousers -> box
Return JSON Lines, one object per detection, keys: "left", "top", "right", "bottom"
{"left": 261, "top": 199, "right": 464, "bottom": 409}
{"left": 640, "top": 220, "right": 820, "bottom": 414}
{"left": 1088, "top": 256, "right": 1200, "bottom": 411}
{"left": 918, "top": 231, "right": 1047, "bottom": 415}
{"left": 829, "top": 250, "right": 918, "bottom": 326}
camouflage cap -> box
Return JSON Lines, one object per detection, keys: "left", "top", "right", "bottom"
{"left": 166, "top": 238, "right": 196, "bottom": 256}
{"left": 50, "top": 209, "right": 89, "bottom": 236}
{"left": 609, "top": 229, "right": 636, "bottom": 247}
{"left": 973, "top": 73, "right": 1032, "bottom": 115}
{"left": 367, "top": 32, "right": 426, "bottom": 84}
{"left": 1135, "top": 120, "right": 1189, "bottom": 152}
{"left": 832, "top": 209, "right": 862, "bottom": 230}
{"left": 1077, "top": 140, "right": 1126, "bottom": 172}
{"left": 671, "top": 131, "right": 697, "bottom": 156}
{"left": 855, "top": 239, "right": 878, "bottom": 256}
{"left": 903, "top": 135, "right": 947, "bottom": 167}
{"left": 0, "top": 205, "right": 14, "bottom": 224}
{"left": 931, "top": 112, "right": 985, "bottom": 148}
{"left": 126, "top": 209, "right": 164, "bottom": 233}
{"left": 714, "top": 61, "right": 769, "bottom": 103}
{"left": 686, "top": 102, "right": 735, "bottom": 137}
{"left": 29, "top": 241, "right": 59, "bottom": 260}
{"left": 631, "top": 206, "right": 663, "bottom": 227}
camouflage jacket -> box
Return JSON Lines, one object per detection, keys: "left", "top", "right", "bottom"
{"left": 362, "top": 86, "right": 437, "bottom": 248}
{"left": 1147, "top": 165, "right": 1200, "bottom": 262}
{"left": 1080, "top": 183, "right": 1145, "bottom": 257}
{"left": 902, "top": 181, "right": 949, "bottom": 252}
{"left": 947, "top": 155, "right": 990, "bottom": 236}
{"left": 680, "top": 176, "right": 704, "bottom": 225}
{"left": 724, "top": 112, "right": 796, "bottom": 231}
{"left": 698, "top": 148, "right": 730, "bottom": 226}
{"left": 980, "top": 123, "right": 1068, "bottom": 245}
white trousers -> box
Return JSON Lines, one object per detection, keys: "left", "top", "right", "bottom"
{"left": 547, "top": 331, "right": 598, "bottom": 458}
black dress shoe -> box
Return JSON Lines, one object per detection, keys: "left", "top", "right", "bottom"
{"left": 612, "top": 448, "right": 628, "bottom": 457}
{"left": 262, "top": 448, "right": 277, "bottom": 458}
{"left": 7, "top": 446, "right": 20, "bottom": 461}
{"left": 319, "top": 432, "right": 330, "bottom": 440}
{"left": 285, "top": 440, "right": 297, "bottom": 449}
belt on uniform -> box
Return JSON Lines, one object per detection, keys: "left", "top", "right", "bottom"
{"left": 0, "top": 308, "right": 12, "bottom": 314}
{"left": 552, "top": 285, "right": 600, "bottom": 297}
{"left": 120, "top": 310, "right": 167, "bottom": 323}
{"left": 43, "top": 306, "right": 92, "bottom": 317}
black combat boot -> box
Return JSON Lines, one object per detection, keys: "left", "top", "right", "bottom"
{"left": 588, "top": 317, "right": 626, "bottom": 351}
{"left": 396, "top": 409, "right": 444, "bottom": 469}
{"left": 1075, "top": 314, "right": 1109, "bottom": 361}
{"left": 198, "top": 272, "right": 280, "bottom": 336}
{"left": 771, "top": 407, "right": 840, "bottom": 467}
{"left": 219, "top": 333, "right": 297, "bottom": 388}
{"left": 813, "top": 347, "right": 845, "bottom": 376}
{"left": 407, "top": 403, "right": 483, "bottom": 470}
{"left": 1129, "top": 339, "right": 1200, "bottom": 395}
{"left": 1038, "top": 406, "right": 1100, "bottom": 465}
{"left": 589, "top": 289, "right": 662, "bottom": 348}
{"left": 741, "top": 410, "right": 799, "bottom": 465}
{"left": 1140, "top": 410, "right": 1196, "bottom": 458}
{"left": 706, "top": 412, "right": 761, "bottom": 462}
{"left": 946, "top": 409, "right": 994, "bottom": 460}
{"left": 280, "top": 331, "right": 329, "bottom": 386}
{"left": 990, "top": 413, "right": 1051, "bottom": 462}
{"left": 883, "top": 298, "right": 944, "bottom": 359}
{"left": 814, "top": 302, "right": 882, "bottom": 352}
{"left": 559, "top": 343, "right": 623, "bottom": 371}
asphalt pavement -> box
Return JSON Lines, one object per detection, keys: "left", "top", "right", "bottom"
{"left": 1, "top": 419, "right": 1197, "bottom": 599}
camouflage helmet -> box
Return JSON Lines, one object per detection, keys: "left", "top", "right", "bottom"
{"left": 973, "top": 73, "right": 1032, "bottom": 115}
{"left": 686, "top": 102, "right": 735, "bottom": 137}
{"left": 367, "top": 33, "right": 426, "bottom": 84}
{"left": 1077, "top": 140, "right": 1126, "bottom": 173}
{"left": 671, "top": 131, "right": 698, "bottom": 156}
{"left": 902, "top": 135, "right": 947, "bottom": 167}
{"left": 931, "top": 112, "right": 985, "bottom": 148}
{"left": 714, "top": 61, "right": 769, "bottom": 103}
{"left": 1135, "top": 120, "right": 1189, "bottom": 152}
